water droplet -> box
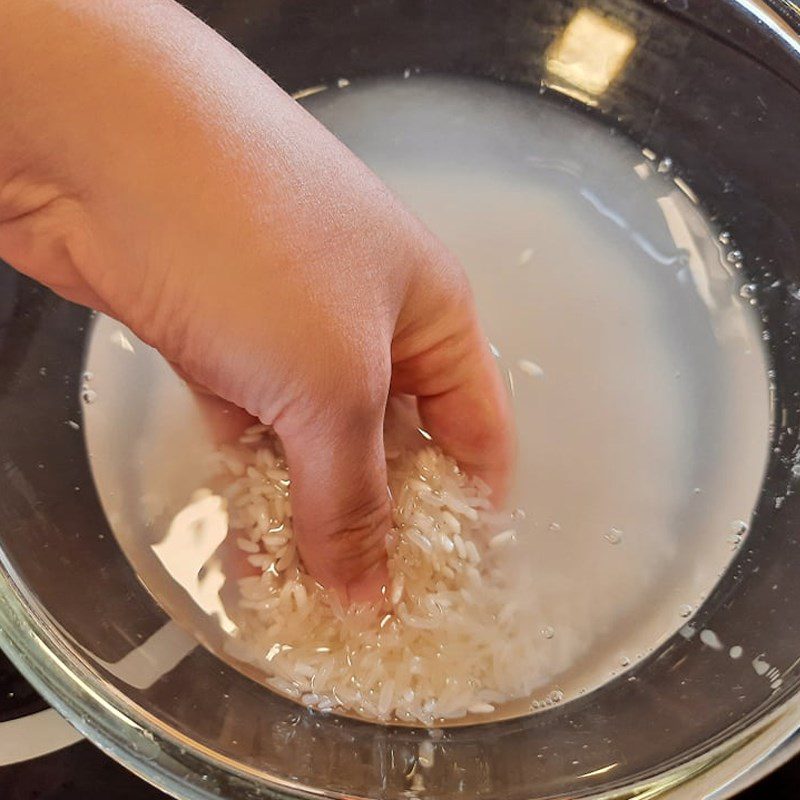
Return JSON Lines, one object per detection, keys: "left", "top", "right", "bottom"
{"left": 752, "top": 655, "right": 770, "bottom": 676}
{"left": 541, "top": 625, "right": 555, "bottom": 640}
{"left": 762, "top": 329, "right": 771, "bottom": 341}
{"left": 336, "top": 77, "right": 350, "bottom": 89}
{"left": 548, "top": 522, "right": 561, "bottom": 532}
{"left": 739, "top": 283, "right": 756, "bottom": 300}
{"left": 657, "top": 157, "right": 672, "bottom": 173}
{"left": 604, "top": 527, "right": 623, "bottom": 545}
{"left": 38, "top": 366, "right": 47, "bottom": 377}
{"left": 718, "top": 231, "right": 732, "bottom": 245}
{"left": 82, "top": 388, "right": 97, "bottom": 404}
{"left": 727, "top": 249, "right": 743, "bottom": 264}
{"left": 679, "top": 603, "right": 693, "bottom": 618}
{"left": 700, "top": 629, "right": 724, "bottom": 651}
{"left": 731, "top": 520, "right": 748, "bottom": 536}
{"left": 679, "top": 623, "right": 696, "bottom": 640}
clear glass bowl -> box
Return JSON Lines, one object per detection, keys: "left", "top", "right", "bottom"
{"left": 1, "top": 1, "right": 800, "bottom": 798}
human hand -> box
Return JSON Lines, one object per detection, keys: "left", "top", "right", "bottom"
{"left": 0, "top": 0, "right": 514, "bottom": 600}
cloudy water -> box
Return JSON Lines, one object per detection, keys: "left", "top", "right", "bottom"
{"left": 83, "top": 75, "right": 770, "bottom": 720}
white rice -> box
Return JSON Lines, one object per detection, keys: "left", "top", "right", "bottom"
{"left": 204, "top": 425, "right": 539, "bottom": 726}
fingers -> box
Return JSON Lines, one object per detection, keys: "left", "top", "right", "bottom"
{"left": 392, "top": 259, "right": 515, "bottom": 504}
{"left": 417, "top": 323, "right": 515, "bottom": 503}
{"left": 276, "top": 403, "right": 391, "bottom": 603}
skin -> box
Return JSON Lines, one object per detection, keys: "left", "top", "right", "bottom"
{"left": 0, "top": 0, "right": 514, "bottom": 601}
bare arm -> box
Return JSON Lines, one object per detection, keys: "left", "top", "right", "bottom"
{"left": 0, "top": 0, "right": 514, "bottom": 600}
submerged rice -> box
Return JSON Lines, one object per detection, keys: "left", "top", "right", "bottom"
{"left": 205, "top": 424, "right": 538, "bottom": 725}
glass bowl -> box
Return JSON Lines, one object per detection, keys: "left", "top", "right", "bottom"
{"left": 1, "top": 1, "right": 800, "bottom": 798}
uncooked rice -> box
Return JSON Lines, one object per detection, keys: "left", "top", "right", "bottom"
{"left": 200, "top": 424, "right": 540, "bottom": 725}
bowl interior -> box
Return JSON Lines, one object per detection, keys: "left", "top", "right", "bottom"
{"left": 1, "top": 1, "right": 800, "bottom": 799}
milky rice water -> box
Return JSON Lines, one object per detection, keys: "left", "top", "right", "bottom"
{"left": 83, "top": 75, "right": 770, "bottom": 726}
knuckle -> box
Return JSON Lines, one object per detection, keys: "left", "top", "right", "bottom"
{"left": 325, "top": 495, "right": 391, "bottom": 578}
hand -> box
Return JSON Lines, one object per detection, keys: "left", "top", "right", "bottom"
{"left": 0, "top": 0, "right": 514, "bottom": 600}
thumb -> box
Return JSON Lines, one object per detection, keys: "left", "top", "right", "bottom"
{"left": 276, "top": 406, "right": 390, "bottom": 603}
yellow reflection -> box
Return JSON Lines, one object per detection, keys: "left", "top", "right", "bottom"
{"left": 546, "top": 8, "right": 636, "bottom": 97}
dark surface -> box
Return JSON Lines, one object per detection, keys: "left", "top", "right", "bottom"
{"left": 0, "top": 651, "right": 48, "bottom": 724}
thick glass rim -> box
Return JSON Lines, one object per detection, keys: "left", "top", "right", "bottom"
{"left": 0, "top": 1, "right": 798, "bottom": 798}
{"left": 3, "top": 546, "right": 800, "bottom": 800}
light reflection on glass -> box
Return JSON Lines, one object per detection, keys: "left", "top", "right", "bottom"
{"left": 545, "top": 9, "right": 636, "bottom": 101}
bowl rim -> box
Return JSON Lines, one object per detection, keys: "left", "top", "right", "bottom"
{"left": 3, "top": 547, "right": 800, "bottom": 800}
{"left": 1, "top": 0, "right": 800, "bottom": 797}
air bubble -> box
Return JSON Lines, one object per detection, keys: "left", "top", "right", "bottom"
{"left": 82, "top": 388, "right": 97, "bottom": 404}
{"left": 657, "top": 157, "right": 672, "bottom": 173}
{"left": 727, "top": 249, "right": 743, "bottom": 264}
{"left": 739, "top": 284, "right": 756, "bottom": 300}
{"left": 700, "top": 629, "right": 724, "bottom": 651}
{"left": 718, "top": 231, "right": 732, "bottom": 245}
{"left": 730, "top": 520, "right": 748, "bottom": 536}
{"left": 549, "top": 689, "right": 564, "bottom": 703}
{"left": 679, "top": 604, "right": 693, "bottom": 618}
{"left": 604, "top": 528, "right": 623, "bottom": 545}
{"left": 541, "top": 625, "right": 555, "bottom": 640}
{"left": 548, "top": 522, "right": 561, "bottom": 532}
